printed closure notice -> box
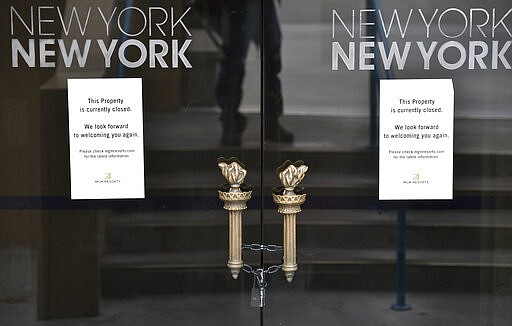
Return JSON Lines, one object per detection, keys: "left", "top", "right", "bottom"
{"left": 68, "top": 78, "right": 145, "bottom": 199}
{"left": 379, "top": 79, "right": 454, "bottom": 200}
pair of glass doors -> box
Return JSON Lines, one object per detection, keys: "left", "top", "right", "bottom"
{"left": 101, "top": 1, "right": 512, "bottom": 325}
{"left": 106, "top": 0, "right": 390, "bottom": 324}
{"left": 2, "top": 0, "right": 512, "bottom": 325}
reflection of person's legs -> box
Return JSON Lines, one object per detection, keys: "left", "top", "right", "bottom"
{"left": 262, "top": 0, "right": 293, "bottom": 142}
{"left": 215, "top": 0, "right": 251, "bottom": 146}
{"left": 216, "top": 0, "right": 292, "bottom": 145}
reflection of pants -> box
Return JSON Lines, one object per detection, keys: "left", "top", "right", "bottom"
{"left": 215, "top": 0, "right": 283, "bottom": 127}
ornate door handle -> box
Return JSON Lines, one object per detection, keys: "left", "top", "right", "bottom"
{"left": 272, "top": 161, "right": 308, "bottom": 282}
{"left": 217, "top": 157, "right": 252, "bottom": 279}
{"left": 217, "top": 158, "right": 308, "bottom": 285}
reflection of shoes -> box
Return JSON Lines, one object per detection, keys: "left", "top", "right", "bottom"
{"left": 221, "top": 116, "right": 247, "bottom": 146}
{"left": 265, "top": 124, "right": 294, "bottom": 143}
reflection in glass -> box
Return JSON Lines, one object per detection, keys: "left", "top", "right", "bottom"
{"left": 215, "top": 0, "right": 293, "bottom": 146}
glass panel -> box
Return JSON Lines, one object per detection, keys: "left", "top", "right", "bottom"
{"left": 263, "top": 0, "right": 512, "bottom": 325}
{"left": 1, "top": 0, "right": 261, "bottom": 324}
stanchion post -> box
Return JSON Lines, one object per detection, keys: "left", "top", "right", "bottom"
{"left": 391, "top": 209, "right": 412, "bottom": 311}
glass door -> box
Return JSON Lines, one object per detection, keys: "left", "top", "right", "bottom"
{"left": 261, "top": 0, "right": 512, "bottom": 325}
{"left": 2, "top": 0, "right": 512, "bottom": 325}
{"left": 3, "top": 0, "right": 266, "bottom": 325}
{"left": 99, "top": 0, "right": 264, "bottom": 325}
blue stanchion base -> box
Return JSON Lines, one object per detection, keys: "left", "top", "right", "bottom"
{"left": 391, "top": 303, "right": 412, "bottom": 311}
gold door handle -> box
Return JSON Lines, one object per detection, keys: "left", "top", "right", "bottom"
{"left": 273, "top": 161, "right": 308, "bottom": 283}
{"left": 217, "top": 157, "right": 252, "bottom": 279}
{"left": 217, "top": 158, "right": 307, "bottom": 284}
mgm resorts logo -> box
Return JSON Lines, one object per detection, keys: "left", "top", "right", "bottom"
{"left": 403, "top": 173, "right": 429, "bottom": 185}
{"left": 95, "top": 172, "right": 121, "bottom": 184}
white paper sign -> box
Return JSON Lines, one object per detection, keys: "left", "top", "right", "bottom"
{"left": 379, "top": 79, "right": 454, "bottom": 200}
{"left": 68, "top": 78, "right": 145, "bottom": 199}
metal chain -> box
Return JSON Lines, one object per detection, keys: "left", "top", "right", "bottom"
{"left": 242, "top": 264, "right": 283, "bottom": 277}
{"left": 242, "top": 243, "right": 283, "bottom": 252}
{"left": 243, "top": 264, "right": 265, "bottom": 287}
{"left": 241, "top": 243, "right": 283, "bottom": 290}
{"left": 264, "top": 264, "right": 282, "bottom": 275}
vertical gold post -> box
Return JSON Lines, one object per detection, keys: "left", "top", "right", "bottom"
{"left": 217, "top": 158, "right": 252, "bottom": 279}
{"left": 228, "top": 210, "right": 243, "bottom": 279}
{"left": 282, "top": 213, "right": 297, "bottom": 282}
